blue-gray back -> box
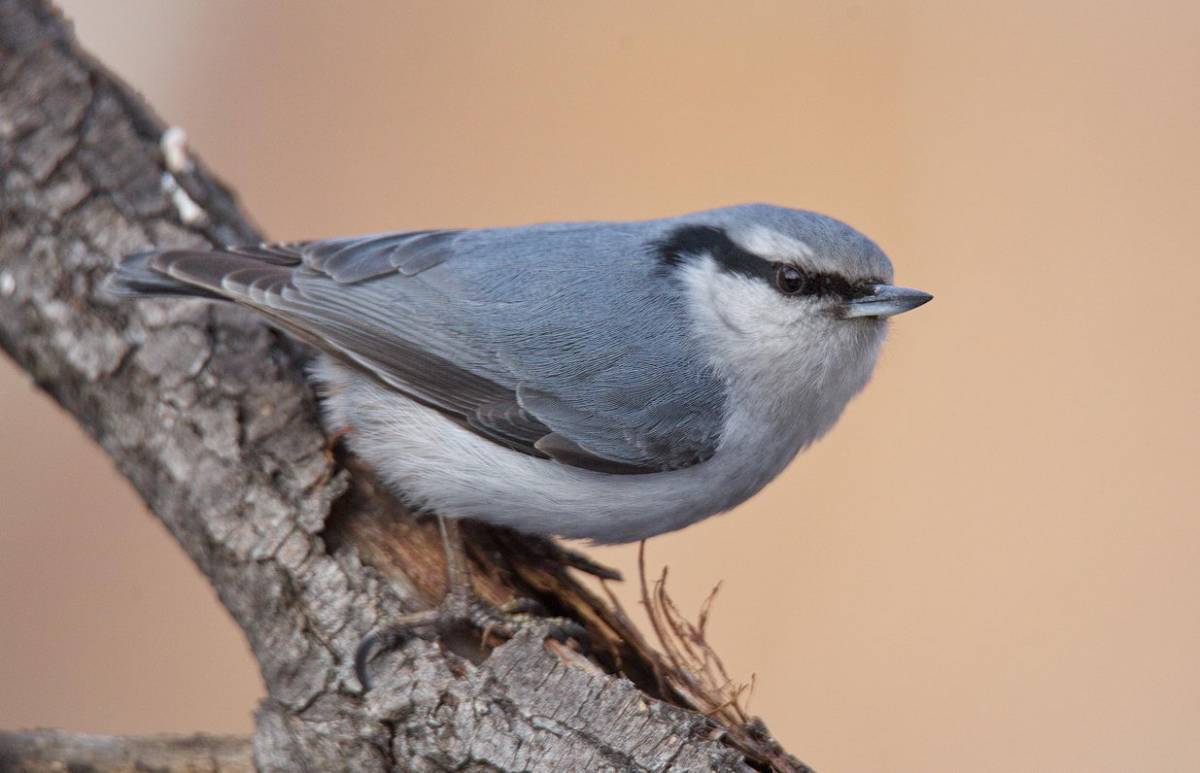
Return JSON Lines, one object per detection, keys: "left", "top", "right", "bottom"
{"left": 115, "top": 216, "right": 729, "bottom": 473}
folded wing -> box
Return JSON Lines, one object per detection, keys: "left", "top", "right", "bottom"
{"left": 120, "top": 228, "right": 723, "bottom": 474}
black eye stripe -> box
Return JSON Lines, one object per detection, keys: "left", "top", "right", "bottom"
{"left": 655, "top": 225, "right": 768, "bottom": 279}
{"left": 775, "top": 262, "right": 876, "bottom": 299}
{"left": 655, "top": 225, "right": 877, "bottom": 300}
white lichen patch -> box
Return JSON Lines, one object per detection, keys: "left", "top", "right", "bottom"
{"left": 161, "top": 172, "right": 207, "bottom": 226}
{"left": 160, "top": 126, "right": 193, "bottom": 173}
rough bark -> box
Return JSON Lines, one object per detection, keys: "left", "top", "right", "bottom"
{"left": 0, "top": 2, "right": 806, "bottom": 770}
{"left": 0, "top": 730, "right": 253, "bottom": 772}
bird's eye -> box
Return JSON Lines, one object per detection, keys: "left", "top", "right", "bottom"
{"left": 774, "top": 264, "right": 807, "bottom": 295}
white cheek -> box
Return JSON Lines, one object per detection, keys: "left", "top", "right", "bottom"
{"left": 679, "top": 257, "right": 809, "bottom": 358}
{"left": 679, "top": 256, "right": 885, "bottom": 437}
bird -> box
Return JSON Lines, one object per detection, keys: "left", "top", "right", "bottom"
{"left": 107, "top": 203, "right": 931, "bottom": 685}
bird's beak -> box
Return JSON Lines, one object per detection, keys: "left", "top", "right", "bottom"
{"left": 839, "top": 284, "right": 933, "bottom": 319}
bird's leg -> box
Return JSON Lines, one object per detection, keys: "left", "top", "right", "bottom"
{"left": 437, "top": 514, "right": 474, "bottom": 613}
{"left": 353, "top": 514, "right": 586, "bottom": 691}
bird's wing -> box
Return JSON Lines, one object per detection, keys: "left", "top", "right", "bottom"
{"left": 137, "top": 229, "right": 723, "bottom": 474}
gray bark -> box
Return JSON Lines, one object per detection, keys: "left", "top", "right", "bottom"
{"left": 0, "top": 1, "right": 807, "bottom": 770}
{"left": 0, "top": 730, "right": 253, "bottom": 772}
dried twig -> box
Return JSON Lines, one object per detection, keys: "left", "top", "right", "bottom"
{"left": 600, "top": 543, "right": 814, "bottom": 773}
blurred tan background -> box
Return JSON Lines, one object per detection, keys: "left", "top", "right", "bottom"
{"left": 2, "top": 1, "right": 1198, "bottom": 770}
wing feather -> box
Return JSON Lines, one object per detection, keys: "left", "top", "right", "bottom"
{"left": 127, "top": 228, "right": 722, "bottom": 473}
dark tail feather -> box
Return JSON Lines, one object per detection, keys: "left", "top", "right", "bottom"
{"left": 104, "top": 250, "right": 226, "bottom": 301}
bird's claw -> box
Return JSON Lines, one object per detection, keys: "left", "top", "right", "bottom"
{"left": 354, "top": 595, "right": 586, "bottom": 691}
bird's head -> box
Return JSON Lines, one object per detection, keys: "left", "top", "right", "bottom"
{"left": 658, "top": 204, "right": 931, "bottom": 429}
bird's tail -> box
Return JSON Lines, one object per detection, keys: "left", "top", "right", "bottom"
{"left": 104, "top": 249, "right": 226, "bottom": 301}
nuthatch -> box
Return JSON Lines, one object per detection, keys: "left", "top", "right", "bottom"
{"left": 110, "top": 203, "right": 931, "bottom": 685}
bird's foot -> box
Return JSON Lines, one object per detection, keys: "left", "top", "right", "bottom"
{"left": 354, "top": 594, "right": 586, "bottom": 691}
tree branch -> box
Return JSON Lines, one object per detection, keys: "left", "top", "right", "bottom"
{"left": 0, "top": 730, "right": 252, "bottom": 773}
{"left": 0, "top": 1, "right": 806, "bottom": 770}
